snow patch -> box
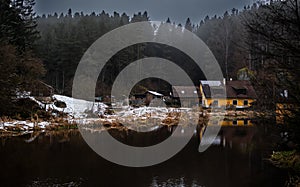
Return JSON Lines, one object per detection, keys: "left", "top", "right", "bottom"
{"left": 42, "top": 95, "right": 108, "bottom": 118}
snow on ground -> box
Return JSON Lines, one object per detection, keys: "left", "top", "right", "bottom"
{"left": 116, "top": 106, "right": 190, "bottom": 118}
{"left": 117, "top": 107, "right": 169, "bottom": 118}
{"left": 24, "top": 94, "right": 107, "bottom": 117}
{"left": 1, "top": 94, "right": 195, "bottom": 133}
{"left": 44, "top": 95, "right": 108, "bottom": 118}
{"left": 0, "top": 121, "right": 50, "bottom": 131}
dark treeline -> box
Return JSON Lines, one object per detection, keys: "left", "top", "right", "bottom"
{"left": 33, "top": 5, "right": 260, "bottom": 97}
{"left": 35, "top": 10, "right": 149, "bottom": 95}
{"left": 35, "top": 10, "right": 209, "bottom": 96}
{"left": 1, "top": 0, "right": 299, "bottom": 121}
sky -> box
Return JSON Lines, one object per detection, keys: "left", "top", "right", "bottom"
{"left": 35, "top": 0, "right": 254, "bottom": 24}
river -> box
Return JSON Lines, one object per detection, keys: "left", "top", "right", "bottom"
{"left": 0, "top": 123, "right": 288, "bottom": 187}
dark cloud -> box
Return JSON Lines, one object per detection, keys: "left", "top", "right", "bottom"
{"left": 35, "top": 0, "right": 252, "bottom": 23}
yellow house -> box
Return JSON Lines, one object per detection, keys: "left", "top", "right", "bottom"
{"left": 200, "top": 80, "right": 257, "bottom": 109}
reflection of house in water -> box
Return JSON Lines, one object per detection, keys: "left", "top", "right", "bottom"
{"left": 171, "top": 86, "right": 201, "bottom": 107}
{"left": 200, "top": 120, "right": 256, "bottom": 149}
{"left": 200, "top": 80, "right": 257, "bottom": 109}
{"left": 208, "top": 119, "right": 254, "bottom": 127}
{"left": 220, "top": 126, "right": 256, "bottom": 148}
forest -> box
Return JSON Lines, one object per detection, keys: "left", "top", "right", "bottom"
{"left": 0, "top": 0, "right": 299, "bottom": 119}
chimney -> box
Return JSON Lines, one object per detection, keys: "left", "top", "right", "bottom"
{"left": 284, "top": 90, "right": 288, "bottom": 98}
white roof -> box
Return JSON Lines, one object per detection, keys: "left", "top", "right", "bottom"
{"left": 147, "top": 90, "right": 163, "bottom": 97}
{"left": 200, "top": 80, "right": 222, "bottom": 87}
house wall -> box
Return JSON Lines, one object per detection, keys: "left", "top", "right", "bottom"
{"left": 202, "top": 98, "right": 256, "bottom": 108}
{"left": 180, "top": 98, "right": 199, "bottom": 107}
{"left": 199, "top": 85, "right": 204, "bottom": 97}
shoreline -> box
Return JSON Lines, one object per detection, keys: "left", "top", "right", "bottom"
{"left": 0, "top": 109, "right": 272, "bottom": 137}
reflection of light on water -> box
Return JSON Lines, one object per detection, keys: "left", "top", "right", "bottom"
{"left": 213, "top": 136, "right": 221, "bottom": 145}
{"left": 30, "top": 178, "right": 84, "bottom": 187}
{"left": 200, "top": 135, "right": 222, "bottom": 146}
{"left": 207, "top": 119, "right": 254, "bottom": 127}
{"left": 151, "top": 176, "right": 203, "bottom": 187}
{"left": 199, "top": 122, "right": 256, "bottom": 150}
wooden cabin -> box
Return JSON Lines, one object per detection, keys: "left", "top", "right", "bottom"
{"left": 130, "top": 91, "right": 164, "bottom": 106}
{"left": 145, "top": 90, "right": 164, "bottom": 106}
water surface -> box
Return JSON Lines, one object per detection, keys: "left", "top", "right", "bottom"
{"left": 0, "top": 124, "right": 287, "bottom": 187}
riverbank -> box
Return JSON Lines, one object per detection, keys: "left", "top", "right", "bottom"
{"left": 0, "top": 107, "right": 271, "bottom": 137}
{"left": 270, "top": 151, "right": 300, "bottom": 187}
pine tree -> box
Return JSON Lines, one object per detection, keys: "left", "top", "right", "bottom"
{"left": 0, "top": 0, "right": 21, "bottom": 45}
{"left": 131, "top": 11, "right": 149, "bottom": 22}
{"left": 185, "top": 18, "right": 193, "bottom": 31}
{"left": 12, "top": 0, "right": 39, "bottom": 51}
{"left": 166, "top": 17, "right": 171, "bottom": 24}
{"left": 0, "top": 0, "right": 45, "bottom": 115}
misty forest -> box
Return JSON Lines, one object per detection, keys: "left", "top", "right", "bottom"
{"left": 1, "top": 0, "right": 300, "bottom": 186}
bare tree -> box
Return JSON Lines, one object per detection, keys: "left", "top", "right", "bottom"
{"left": 244, "top": 0, "right": 300, "bottom": 106}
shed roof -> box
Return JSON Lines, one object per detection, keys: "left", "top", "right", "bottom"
{"left": 200, "top": 80, "right": 222, "bottom": 87}
{"left": 172, "top": 86, "right": 200, "bottom": 98}
{"left": 146, "top": 90, "right": 163, "bottom": 97}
